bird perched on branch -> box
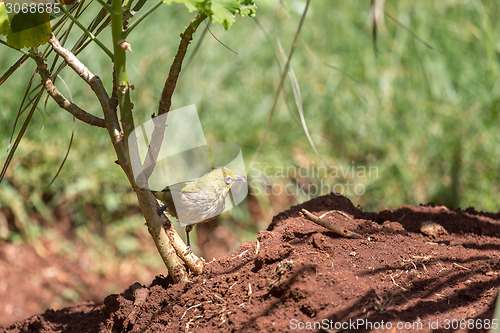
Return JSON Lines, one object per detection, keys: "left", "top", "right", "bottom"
{"left": 152, "top": 166, "right": 246, "bottom": 251}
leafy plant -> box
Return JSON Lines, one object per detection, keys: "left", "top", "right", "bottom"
{"left": 0, "top": 0, "right": 255, "bottom": 282}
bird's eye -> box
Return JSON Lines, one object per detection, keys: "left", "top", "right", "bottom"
{"left": 224, "top": 176, "right": 233, "bottom": 184}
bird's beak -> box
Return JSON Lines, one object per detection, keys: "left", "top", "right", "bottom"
{"left": 235, "top": 175, "right": 247, "bottom": 183}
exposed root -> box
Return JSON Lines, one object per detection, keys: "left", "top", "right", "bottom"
{"left": 371, "top": 293, "right": 394, "bottom": 314}
{"left": 181, "top": 301, "right": 212, "bottom": 320}
{"left": 185, "top": 315, "right": 204, "bottom": 333}
{"left": 390, "top": 273, "right": 407, "bottom": 291}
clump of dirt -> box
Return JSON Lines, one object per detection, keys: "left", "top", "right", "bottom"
{"left": 3, "top": 193, "right": 500, "bottom": 332}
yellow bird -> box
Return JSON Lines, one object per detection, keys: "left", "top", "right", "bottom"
{"left": 152, "top": 166, "right": 246, "bottom": 250}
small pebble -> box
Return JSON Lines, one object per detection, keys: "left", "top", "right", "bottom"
{"left": 420, "top": 221, "right": 448, "bottom": 238}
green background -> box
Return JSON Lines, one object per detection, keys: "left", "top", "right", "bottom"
{"left": 0, "top": 0, "right": 499, "bottom": 257}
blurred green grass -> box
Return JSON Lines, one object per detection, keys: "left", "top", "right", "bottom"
{"left": 0, "top": 0, "right": 499, "bottom": 252}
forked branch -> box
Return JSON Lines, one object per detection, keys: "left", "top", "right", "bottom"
{"left": 34, "top": 54, "right": 106, "bottom": 128}
{"left": 48, "top": 34, "right": 113, "bottom": 122}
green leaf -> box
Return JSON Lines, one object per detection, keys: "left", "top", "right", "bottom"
{"left": 238, "top": 0, "right": 256, "bottom": 17}
{"left": 202, "top": 0, "right": 238, "bottom": 29}
{"left": 6, "top": 15, "right": 51, "bottom": 48}
{"left": 162, "top": 0, "right": 256, "bottom": 30}
{"left": 0, "top": 3, "right": 10, "bottom": 35}
{"left": 0, "top": 5, "right": 51, "bottom": 49}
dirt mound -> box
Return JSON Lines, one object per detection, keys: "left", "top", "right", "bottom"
{"left": 0, "top": 231, "right": 161, "bottom": 327}
{"left": 4, "top": 193, "right": 500, "bottom": 332}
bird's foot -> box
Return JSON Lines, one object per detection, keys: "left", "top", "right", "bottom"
{"left": 182, "top": 246, "right": 193, "bottom": 256}
{"left": 157, "top": 205, "right": 167, "bottom": 215}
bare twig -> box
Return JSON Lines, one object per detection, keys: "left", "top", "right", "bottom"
{"left": 453, "top": 263, "right": 471, "bottom": 271}
{"left": 107, "top": 0, "right": 191, "bottom": 281}
{"left": 48, "top": 34, "right": 97, "bottom": 83}
{"left": 140, "top": 12, "right": 209, "bottom": 184}
{"left": 34, "top": 54, "right": 106, "bottom": 128}
{"left": 238, "top": 249, "right": 249, "bottom": 257}
{"left": 300, "top": 209, "right": 362, "bottom": 239}
{"left": 158, "top": 11, "right": 208, "bottom": 116}
{"left": 48, "top": 34, "right": 113, "bottom": 119}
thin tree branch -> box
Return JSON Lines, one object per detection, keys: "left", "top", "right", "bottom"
{"left": 143, "top": 12, "right": 208, "bottom": 276}
{"left": 48, "top": 33, "right": 129, "bottom": 182}
{"left": 48, "top": 34, "right": 114, "bottom": 127}
{"left": 158, "top": 11, "right": 208, "bottom": 116}
{"left": 34, "top": 54, "right": 106, "bottom": 127}
{"left": 140, "top": 12, "right": 207, "bottom": 182}
{"left": 0, "top": 39, "right": 36, "bottom": 59}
